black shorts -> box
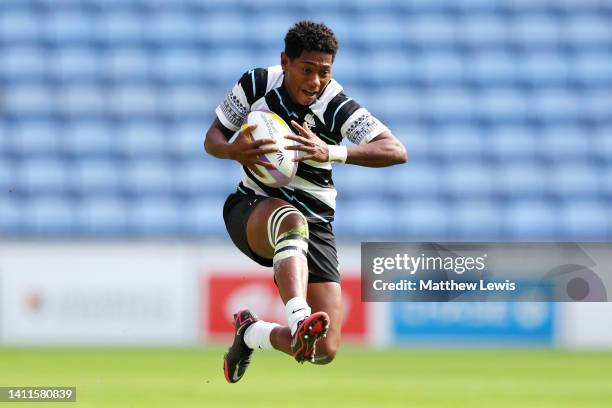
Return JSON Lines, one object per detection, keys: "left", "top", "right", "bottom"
{"left": 222, "top": 190, "right": 340, "bottom": 284}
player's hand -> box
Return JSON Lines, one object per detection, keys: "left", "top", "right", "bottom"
{"left": 285, "top": 120, "right": 329, "bottom": 162}
{"left": 227, "top": 124, "right": 279, "bottom": 178}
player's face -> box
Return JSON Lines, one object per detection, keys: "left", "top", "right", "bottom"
{"left": 281, "top": 51, "right": 333, "bottom": 106}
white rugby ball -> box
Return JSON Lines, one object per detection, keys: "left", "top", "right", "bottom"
{"left": 242, "top": 110, "right": 298, "bottom": 187}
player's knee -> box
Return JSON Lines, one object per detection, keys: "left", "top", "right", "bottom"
{"left": 278, "top": 212, "right": 308, "bottom": 236}
{"left": 268, "top": 206, "right": 309, "bottom": 266}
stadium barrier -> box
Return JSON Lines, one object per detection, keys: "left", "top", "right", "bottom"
{"left": 0, "top": 241, "right": 610, "bottom": 348}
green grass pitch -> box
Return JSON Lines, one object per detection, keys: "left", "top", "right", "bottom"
{"left": 1, "top": 347, "right": 611, "bottom": 407}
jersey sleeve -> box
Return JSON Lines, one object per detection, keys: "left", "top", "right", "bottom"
{"left": 325, "top": 92, "right": 389, "bottom": 145}
{"left": 215, "top": 68, "right": 268, "bottom": 135}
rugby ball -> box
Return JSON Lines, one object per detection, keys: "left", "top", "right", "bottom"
{"left": 242, "top": 110, "right": 298, "bottom": 187}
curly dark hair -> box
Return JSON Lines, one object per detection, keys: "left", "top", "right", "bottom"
{"left": 284, "top": 20, "right": 338, "bottom": 61}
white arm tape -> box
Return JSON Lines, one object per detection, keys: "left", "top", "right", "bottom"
{"left": 328, "top": 145, "right": 348, "bottom": 164}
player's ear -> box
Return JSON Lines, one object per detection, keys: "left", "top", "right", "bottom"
{"left": 281, "top": 52, "right": 289, "bottom": 71}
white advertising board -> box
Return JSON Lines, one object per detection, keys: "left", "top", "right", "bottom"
{"left": 0, "top": 242, "right": 198, "bottom": 345}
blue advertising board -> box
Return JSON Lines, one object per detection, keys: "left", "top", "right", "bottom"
{"left": 391, "top": 302, "right": 555, "bottom": 345}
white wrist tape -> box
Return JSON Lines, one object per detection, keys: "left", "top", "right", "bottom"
{"left": 328, "top": 145, "right": 347, "bottom": 163}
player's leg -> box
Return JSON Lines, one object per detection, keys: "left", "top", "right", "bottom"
{"left": 246, "top": 198, "right": 309, "bottom": 304}
{"left": 306, "top": 281, "right": 342, "bottom": 364}
{"left": 244, "top": 198, "right": 329, "bottom": 362}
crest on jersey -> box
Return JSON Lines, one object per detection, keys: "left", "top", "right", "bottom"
{"left": 304, "top": 113, "right": 316, "bottom": 129}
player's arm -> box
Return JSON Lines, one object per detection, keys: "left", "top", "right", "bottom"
{"left": 344, "top": 131, "right": 407, "bottom": 167}
{"left": 286, "top": 121, "right": 407, "bottom": 168}
{"left": 204, "top": 118, "right": 278, "bottom": 177}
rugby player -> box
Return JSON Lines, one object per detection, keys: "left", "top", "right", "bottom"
{"left": 204, "top": 20, "right": 407, "bottom": 383}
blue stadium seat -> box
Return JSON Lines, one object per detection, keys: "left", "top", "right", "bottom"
{"left": 511, "top": 15, "right": 560, "bottom": 49}
{"left": 1, "top": 46, "right": 47, "bottom": 82}
{"left": 572, "top": 52, "right": 612, "bottom": 88}
{"left": 504, "top": 0, "right": 557, "bottom": 13}
{"left": 593, "top": 127, "right": 612, "bottom": 163}
{"left": 557, "top": 0, "right": 608, "bottom": 13}
{"left": 0, "top": 11, "right": 40, "bottom": 44}
{"left": 456, "top": 14, "right": 507, "bottom": 49}
{"left": 248, "top": 14, "right": 296, "bottom": 49}
{"left": 44, "top": 10, "right": 95, "bottom": 46}
{"left": 181, "top": 198, "right": 226, "bottom": 236}
{"left": 63, "top": 121, "right": 117, "bottom": 157}
{"left": 17, "top": 159, "right": 69, "bottom": 195}
{"left": 397, "top": 200, "right": 449, "bottom": 239}
{"left": 8, "top": 120, "right": 61, "bottom": 157}
{"left": 21, "top": 196, "right": 75, "bottom": 236}
{"left": 565, "top": 16, "right": 612, "bottom": 49}
{"left": 115, "top": 122, "right": 166, "bottom": 158}
{"left": 350, "top": 15, "right": 406, "bottom": 49}
{"left": 538, "top": 126, "right": 591, "bottom": 162}
{"left": 103, "top": 47, "right": 152, "bottom": 83}
{"left": 128, "top": 197, "right": 181, "bottom": 235}
{"left": 52, "top": 47, "right": 101, "bottom": 83}
{"left": 331, "top": 49, "right": 360, "bottom": 84}
{"left": 432, "top": 125, "right": 484, "bottom": 162}
{"left": 518, "top": 52, "right": 569, "bottom": 87}
{"left": 387, "top": 162, "right": 441, "bottom": 198}
{"left": 449, "top": 200, "right": 503, "bottom": 239}
{"left": 559, "top": 200, "right": 610, "bottom": 240}
{"left": 403, "top": 15, "right": 456, "bottom": 49}
{"left": 0, "top": 195, "right": 21, "bottom": 235}
{"left": 155, "top": 48, "right": 205, "bottom": 84}
{"left": 334, "top": 199, "right": 398, "bottom": 238}
{"left": 332, "top": 165, "right": 396, "bottom": 198}
{"left": 166, "top": 121, "right": 208, "bottom": 159}
{"left": 393, "top": 125, "right": 429, "bottom": 159}
{"left": 175, "top": 159, "right": 241, "bottom": 196}
{"left": 78, "top": 196, "right": 128, "bottom": 236}
{"left": 423, "top": 88, "right": 474, "bottom": 124}
{"left": 603, "top": 165, "right": 612, "bottom": 198}
{"left": 108, "top": 86, "right": 159, "bottom": 119}
{"left": 302, "top": 12, "right": 353, "bottom": 48}
{"left": 4, "top": 84, "right": 54, "bottom": 118}
{"left": 393, "top": 0, "right": 456, "bottom": 13}
{"left": 0, "top": 124, "right": 6, "bottom": 155}
{"left": 71, "top": 159, "right": 121, "bottom": 195}
{"left": 579, "top": 89, "right": 612, "bottom": 124}
{"left": 477, "top": 88, "right": 528, "bottom": 124}
{"left": 504, "top": 200, "right": 558, "bottom": 239}
{"left": 349, "top": 0, "right": 395, "bottom": 13}
{"left": 488, "top": 125, "right": 537, "bottom": 161}
{"left": 529, "top": 89, "right": 580, "bottom": 124}
{"left": 365, "top": 51, "right": 412, "bottom": 85}
{"left": 95, "top": 11, "right": 145, "bottom": 46}
{"left": 548, "top": 163, "right": 601, "bottom": 198}
{"left": 468, "top": 52, "right": 517, "bottom": 87}
{"left": 0, "top": 161, "right": 13, "bottom": 193}
{"left": 416, "top": 51, "right": 466, "bottom": 86}
{"left": 147, "top": 11, "right": 198, "bottom": 46}
{"left": 57, "top": 85, "right": 106, "bottom": 119}
{"left": 160, "top": 86, "right": 217, "bottom": 121}
{"left": 453, "top": 0, "right": 503, "bottom": 13}
{"left": 442, "top": 163, "right": 494, "bottom": 199}
{"left": 371, "top": 87, "right": 421, "bottom": 123}
{"left": 495, "top": 162, "right": 548, "bottom": 199}
{"left": 122, "top": 159, "right": 175, "bottom": 196}
{"left": 198, "top": 13, "right": 250, "bottom": 47}
{"left": 200, "top": 49, "right": 252, "bottom": 84}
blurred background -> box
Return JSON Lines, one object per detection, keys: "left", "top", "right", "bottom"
{"left": 1, "top": 0, "right": 612, "bottom": 397}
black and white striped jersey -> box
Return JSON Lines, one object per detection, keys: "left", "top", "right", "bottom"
{"left": 215, "top": 65, "right": 389, "bottom": 224}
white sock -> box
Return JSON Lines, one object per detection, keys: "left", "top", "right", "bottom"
{"left": 285, "top": 297, "right": 311, "bottom": 335}
{"left": 243, "top": 321, "right": 279, "bottom": 350}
